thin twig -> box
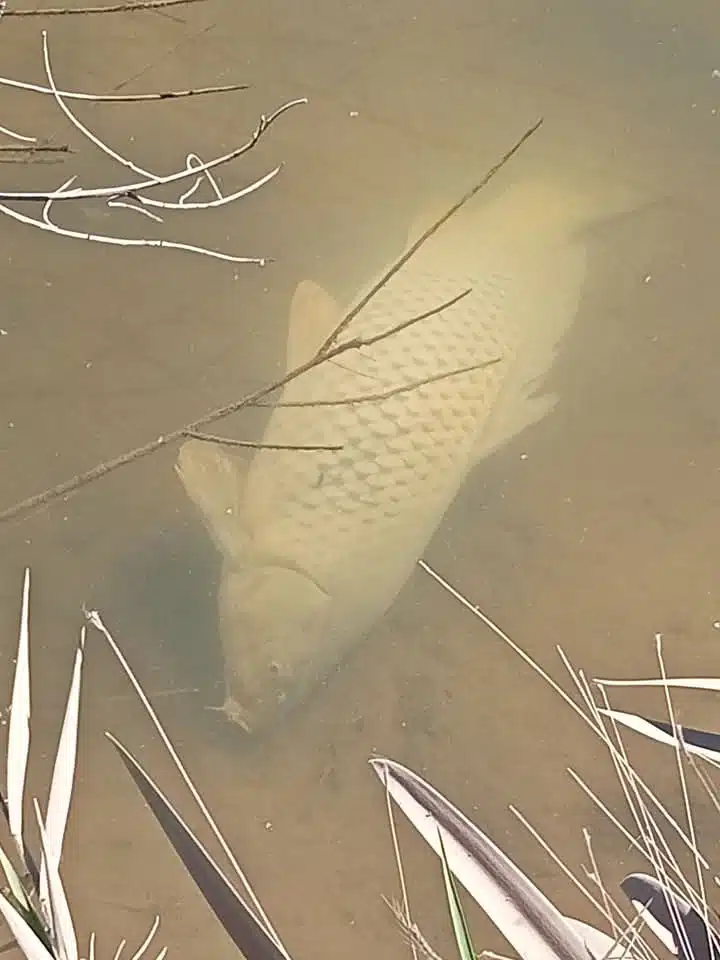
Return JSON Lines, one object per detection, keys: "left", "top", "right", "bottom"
{"left": 182, "top": 430, "right": 343, "bottom": 452}
{"left": 0, "top": 76, "right": 249, "bottom": 102}
{"left": 583, "top": 828, "right": 613, "bottom": 935}
{"left": 251, "top": 359, "right": 501, "bottom": 409}
{"left": 0, "top": 180, "right": 269, "bottom": 262}
{"left": 2, "top": 0, "right": 204, "bottom": 15}
{"left": 37, "top": 29, "right": 275, "bottom": 213}
{"left": 382, "top": 771, "right": 418, "bottom": 960}
{"left": 0, "top": 325, "right": 494, "bottom": 523}
{"left": 0, "top": 124, "right": 34, "bottom": 142}
{"left": 329, "top": 286, "right": 472, "bottom": 349}
{"left": 0, "top": 144, "right": 71, "bottom": 153}
{"left": 418, "top": 560, "right": 720, "bottom": 960}
{"left": 0, "top": 96, "right": 305, "bottom": 202}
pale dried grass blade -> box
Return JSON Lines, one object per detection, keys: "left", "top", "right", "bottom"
{"left": 33, "top": 799, "right": 78, "bottom": 960}
{"left": 621, "top": 873, "right": 720, "bottom": 960}
{"left": 595, "top": 679, "right": 720, "bottom": 692}
{"left": 39, "top": 636, "right": 84, "bottom": 914}
{"left": 7, "top": 568, "right": 31, "bottom": 860}
{"left": 598, "top": 710, "right": 720, "bottom": 766}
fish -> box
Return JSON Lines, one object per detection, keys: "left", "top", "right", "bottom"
{"left": 176, "top": 173, "right": 642, "bottom": 734}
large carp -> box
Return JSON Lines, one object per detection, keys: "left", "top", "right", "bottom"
{"left": 176, "top": 174, "right": 640, "bottom": 733}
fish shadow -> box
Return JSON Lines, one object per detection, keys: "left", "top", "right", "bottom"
{"left": 95, "top": 521, "right": 227, "bottom": 718}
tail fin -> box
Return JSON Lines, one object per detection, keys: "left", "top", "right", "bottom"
{"left": 471, "top": 172, "right": 646, "bottom": 246}
{"left": 410, "top": 169, "right": 649, "bottom": 276}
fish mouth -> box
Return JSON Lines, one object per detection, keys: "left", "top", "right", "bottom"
{"left": 207, "top": 675, "right": 309, "bottom": 736}
{"left": 209, "top": 651, "right": 341, "bottom": 736}
{"left": 206, "top": 694, "right": 256, "bottom": 733}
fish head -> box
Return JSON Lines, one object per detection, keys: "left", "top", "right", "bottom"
{"left": 217, "top": 564, "right": 334, "bottom": 735}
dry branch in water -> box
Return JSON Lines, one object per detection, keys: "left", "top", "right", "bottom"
{"left": 1, "top": 0, "right": 203, "bottom": 16}
{"left": 0, "top": 30, "right": 306, "bottom": 261}
{"left": 0, "top": 119, "right": 543, "bottom": 526}
{"left": 182, "top": 430, "right": 345, "bottom": 453}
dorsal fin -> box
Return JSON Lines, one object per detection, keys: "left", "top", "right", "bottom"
{"left": 286, "top": 279, "right": 343, "bottom": 371}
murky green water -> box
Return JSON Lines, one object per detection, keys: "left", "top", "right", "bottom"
{"left": 0, "top": 1, "right": 718, "bottom": 958}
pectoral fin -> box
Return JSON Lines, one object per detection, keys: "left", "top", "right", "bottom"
{"left": 175, "top": 438, "right": 250, "bottom": 561}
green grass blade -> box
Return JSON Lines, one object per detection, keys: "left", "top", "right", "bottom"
{"left": 438, "top": 829, "right": 476, "bottom": 960}
{"left": 0, "top": 842, "right": 30, "bottom": 913}
{"left": 0, "top": 888, "right": 55, "bottom": 960}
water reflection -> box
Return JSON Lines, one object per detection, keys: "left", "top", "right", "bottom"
{"left": 0, "top": 2, "right": 718, "bottom": 959}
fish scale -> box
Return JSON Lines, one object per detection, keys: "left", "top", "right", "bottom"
{"left": 244, "top": 269, "right": 514, "bottom": 569}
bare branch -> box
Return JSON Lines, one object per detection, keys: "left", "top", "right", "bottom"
{"left": 0, "top": 31, "right": 306, "bottom": 258}
{"left": 0, "top": 84, "right": 304, "bottom": 203}
{"left": 0, "top": 76, "right": 249, "bottom": 103}
{"left": 0, "top": 143, "right": 71, "bottom": 154}
{"left": 250, "top": 359, "right": 502, "bottom": 410}
{"left": 0, "top": 122, "right": 538, "bottom": 525}
{"left": 0, "top": 123, "right": 37, "bottom": 142}
{"left": 181, "top": 430, "right": 344, "bottom": 453}
{"left": 0, "top": 176, "right": 271, "bottom": 263}
{"left": 2, "top": 0, "right": 204, "bottom": 16}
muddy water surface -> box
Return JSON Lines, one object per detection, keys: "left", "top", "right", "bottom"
{"left": 0, "top": 1, "right": 719, "bottom": 958}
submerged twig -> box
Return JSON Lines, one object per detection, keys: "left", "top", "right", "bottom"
{"left": 251, "top": 360, "right": 501, "bottom": 410}
{"left": 0, "top": 124, "right": 536, "bottom": 525}
{"left": 2, "top": 0, "right": 204, "bottom": 15}
{"left": 0, "top": 144, "right": 71, "bottom": 154}
{"left": 0, "top": 77, "right": 249, "bottom": 103}
{"left": 182, "top": 430, "right": 344, "bottom": 453}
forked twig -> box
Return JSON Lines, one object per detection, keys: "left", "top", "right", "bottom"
{"left": 182, "top": 430, "right": 344, "bottom": 453}
{"left": 0, "top": 121, "right": 540, "bottom": 525}
{"left": 0, "top": 144, "right": 71, "bottom": 154}
{"left": 0, "top": 31, "right": 305, "bottom": 261}
{"left": 0, "top": 82, "right": 303, "bottom": 203}
{"left": 315, "top": 117, "right": 543, "bottom": 355}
